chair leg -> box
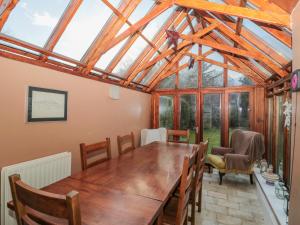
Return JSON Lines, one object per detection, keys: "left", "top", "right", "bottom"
{"left": 250, "top": 173, "right": 254, "bottom": 184}
{"left": 191, "top": 194, "right": 196, "bottom": 225}
{"left": 219, "top": 172, "right": 225, "bottom": 185}
{"left": 197, "top": 187, "right": 202, "bottom": 212}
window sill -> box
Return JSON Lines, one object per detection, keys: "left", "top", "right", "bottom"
{"left": 254, "top": 168, "right": 288, "bottom": 225}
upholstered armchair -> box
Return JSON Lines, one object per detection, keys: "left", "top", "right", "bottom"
{"left": 207, "top": 129, "right": 265, "bottom": 185}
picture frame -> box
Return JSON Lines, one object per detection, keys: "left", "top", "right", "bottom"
{"left": 27, "top": 86, "right": 68, "bottom": 122}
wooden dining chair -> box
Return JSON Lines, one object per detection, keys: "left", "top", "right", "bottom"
{"left": 166, "top": 129, "right": 190, "bottom": 144}
{"left": 162, "top": 150, "right": 197, "bottom": 225}
{"left": 80, "top": 138, "right": 111, "bottom": 171}
{"left": 117, "top": 132, "right": 135, "bottom": 155}
{"left": 9, "top": 174, "right": 81, "bottom": 225}
{"left": 188, "top": 140, "right": 208, "bottom": 225}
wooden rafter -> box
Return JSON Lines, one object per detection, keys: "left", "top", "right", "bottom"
{"left": 102, "top": 0, "right": 167, "bottom": 68}
{"left": 234, "top": 0, "right": 247, "bottom": 47}
{"left": 0, "top": 0, "right": 18, "bottom": 30}
{"left": 82, "top": 1, "right": 173, "bottom": 74}
{"left": 43, "top": 0, "right": 83, "bottom": 52}
{"left": 172, "top": 0, "right": 290, "bottom": 27}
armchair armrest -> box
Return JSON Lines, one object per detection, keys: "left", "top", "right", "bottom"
{"left": 211, "top": 147, "right": 233, "bottom": 156}
{"left": 224, "top": 154, "right": 251, "bottom": 171}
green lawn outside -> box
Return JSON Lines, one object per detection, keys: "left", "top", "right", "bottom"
{"left": 203, "top": 128, "right": 221, "bottom": 154}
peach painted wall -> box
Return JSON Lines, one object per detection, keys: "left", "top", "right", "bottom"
{"left": 0, "top": 57, "right": 151, "bottom": 174}
{"left": 290, "top": 3, "right": 300, "bottom": 225}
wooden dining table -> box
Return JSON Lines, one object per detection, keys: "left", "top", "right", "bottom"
{"left": 7, "top": 142, "right": 195, "bottom": 225}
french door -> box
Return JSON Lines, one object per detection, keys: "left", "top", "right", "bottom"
{"left": 155, "top": 89, "right": 254, "bottom": 147}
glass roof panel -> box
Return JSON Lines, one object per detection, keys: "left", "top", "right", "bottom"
{"left": 95, "top": 37, "right": 129, "bottom": 70}
{"left": 206, "top": 51, "right": 223, "bottom": 63}
{"left": 109, "top": 0, "right": 122, "bottom": 8}
{"left": 112, "top": 36, "right": 149, "bottom": 76}
{"left": 53, "top": 0, "right": 114, "bottom": 60}
{"left": 142, "top": 7, "right": 176, "bottom": 41}
{"left": 248, "top": 58, "right": 272, "bottom": 77}
{"left": 128, "top": 0, "right": 154, "bottom": 23}
{"left": 243, "top": 19, "right": 292, "bottom": 60}
{"left": 202, "top": 45, "right": 212, "bottom": 55}
{"left": 141, "top": 59, "right": 167, "bottom": 85}
{"left": 228, "top": 70, "right": 253, "bottom": 86}
{"left": 1, "top": 0, "right": 70, "bottom": 47}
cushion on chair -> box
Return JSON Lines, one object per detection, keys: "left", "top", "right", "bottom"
{"left": 206, "top": 154, "right": 226, "bottom": 169}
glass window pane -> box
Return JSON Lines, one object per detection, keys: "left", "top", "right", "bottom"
{"left": 112, "top": 37, "right": 149, "bottom": 76}
{"left": 159, "top": 95, "right": 174, "bottom": 129}
{"left": 228, "top": 70, "right": 253, "bottom": 86}
{"left": 180, "top": 94, "right": 197, "bottom": 144}
{"left": 202, "top": 62, "right": 224, "bottom": 87}
{"left": 53, "top": 0, "right": 114, "bottom": 60}
{"left": 203, "top": 94, "right": 221, "bottom": 153}
{"left": 229, "top": 92, "right": 250, "bottom": 140}
{"left": 179, "top": 56, "right": 198, "bottom": 89}
{"left": 202, "top": 45, "right": 212, "bottom": 55}
{"left": 157, "top": 75, "right": 176, "bottom": 89}
{"left": 1, "top": 0, "right": 70, "bottom": 47}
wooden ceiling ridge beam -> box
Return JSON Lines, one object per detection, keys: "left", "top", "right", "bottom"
{"left": 83, "top": 0, "right": 173, "bottom": 75}
{"left": 134, "top": 22, "right": 220, "bottom": 76}
{"left": 123, "top": 10, "right": 189, "bottom": 86}
{"left": 208, "top": 12, "right": 288, "bottom": 66}
{"left": 0, "top": 0, "right": 18, "bottom": 29}
{"left": 172, "top": 0, "right": 290, "bottom": 27}
{"left": 43, "top": 0, "right": 83, "bottom": 52}
{"left": 81, "top": 0, "right": 141, "bottom": 74}
{"left": 199, "top": 15, "right": 288, "bottom": 77}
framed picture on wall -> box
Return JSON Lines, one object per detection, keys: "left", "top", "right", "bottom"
{"left": 27, "top": 86, "right": 68, "bottom": 122}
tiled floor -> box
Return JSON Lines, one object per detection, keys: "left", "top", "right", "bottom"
{"left": 196, "top": 170, "right": 266, "bottom": 225}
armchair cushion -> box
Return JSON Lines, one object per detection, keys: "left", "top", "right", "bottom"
{"left": 224, "top": 154, "right": 250, "bottom": 172}
{"left": 206, "top": 154, "right": 225, "bottom": 170}
{"left": 211, "top": 147, "right": 233, "bottom": 156}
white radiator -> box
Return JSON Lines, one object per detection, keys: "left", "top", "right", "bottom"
{"left": 1, "top": 152, "right": 72, "bottom": 225}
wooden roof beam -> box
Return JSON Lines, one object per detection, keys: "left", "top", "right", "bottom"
{"left": 83, "top": 0, "right": 173, "bottom": 74}
{"left": 0, "top": 0, "right": 18, "bottom": 30}
{"left": 172, "top": 0, "right": 290, "bottom": 28}
{"left": 234, "top": 0, "right": 247, "bottom": 47}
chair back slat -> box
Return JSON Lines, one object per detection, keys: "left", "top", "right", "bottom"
{"left": 117, "top": 132, "right": 135, "bottom": 155}
{"left": 175, "top": 148, "right": 197, "bottom": 225}
{"left": 9, "top": 174, "right": 81, "bottom": 225}
{"left": 80, "top": 138, "right": 111, "bottom": 171}
{"left": 167, "top": 129, "right": 190, "bottom": 144}
{"left": 195, "top": 141, "right": 208, "bottom": 190}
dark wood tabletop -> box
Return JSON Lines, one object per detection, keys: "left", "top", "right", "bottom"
{"left": 7, "top": 142, "right": 194, "bottom": 225}
{"left": 71, "top": 142, "right": 195, "bottom": 202}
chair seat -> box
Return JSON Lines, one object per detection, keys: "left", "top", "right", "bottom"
{"left": 162, "top": 198, "right": 178, "bottom": 225}
{"left": 206, "top": 154, "right": 226, "bottom": 170}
